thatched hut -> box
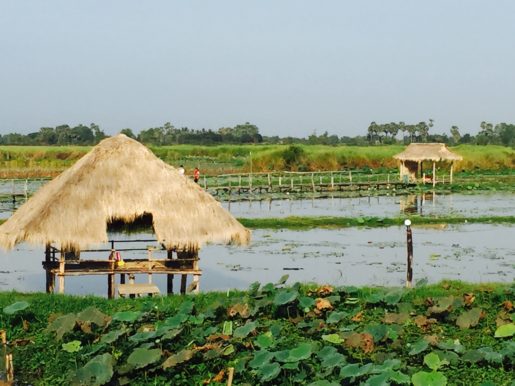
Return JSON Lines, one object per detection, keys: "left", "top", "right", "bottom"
{"left": 393, "top": 143, "right": 463, "bottom": 186}
{"left": 0, "top": 134, "right": 250, "bottom": 297}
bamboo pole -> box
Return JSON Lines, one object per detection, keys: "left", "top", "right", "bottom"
{"left": 450, "top": 162, "right": 454, "bottom": 184}
{"left": 311, "top": 173, "right": 315, "bottom": 193}
{"left": 167, "top": 250, "right": 174, "bottom": 295}
{"left": 226, "top": 367, "right": 235, "bottom": 386}
{"left": 432, "top": 162, "right": 436, "bottom": 188}
{"left": 58, "top": 250, "right": 65, "bottom": 294}
{"left": 405, "top": 220, "right": 413, "bottom": 288}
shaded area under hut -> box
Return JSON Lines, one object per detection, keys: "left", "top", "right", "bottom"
{"left": 393, "top": 143, "right": 463, "bottom": 186}
{"left": 0, "top": 134, "right": 250, "bottom": 298}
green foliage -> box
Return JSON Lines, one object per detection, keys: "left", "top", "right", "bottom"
{"left": 0, "top": 282, "right": 513, "bottom": 385}
{"left": 3, "top": 300, "right": 29, "bottom": 315}
{"left": 495, "top": 323, "right": 515, "bottom": 338}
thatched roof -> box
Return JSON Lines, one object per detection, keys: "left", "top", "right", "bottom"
{"left": 0, "top": 134, "right": 250, "bottom": 251}
{"left": 393, "top": 143, "right": 463, "bottom": 162}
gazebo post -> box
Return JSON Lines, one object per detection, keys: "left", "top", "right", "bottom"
{"left": 192, "top": 254, "right": 200, "bottom": 294}
{"left": 167, "top": 249, "right": 174, "bottom": 295}
{"left": 450, "top": 162, "right": 454, "bottom": 184}
{"left": 432, "top": 162, "right": 436, "bottom": 188}
{"left": 58, "top": 249, "right": 65, "bottom": 294}
{"left": 45, "top": 244, "right": 55, "bottom": 293}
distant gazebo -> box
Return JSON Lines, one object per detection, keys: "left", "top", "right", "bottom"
{"left": 393, "top": 143, "right": 463, "bottom": 186}
{"left": 0, "top": 134, "right": 250, "bottom": 298}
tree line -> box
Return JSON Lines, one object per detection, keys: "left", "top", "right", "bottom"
{"left": 0, "top": 120, "right": 513, "bottom": 147}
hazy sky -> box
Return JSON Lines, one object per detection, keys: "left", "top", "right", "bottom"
{"left": 1, "top": 1, "right": 514, "bottom": 137}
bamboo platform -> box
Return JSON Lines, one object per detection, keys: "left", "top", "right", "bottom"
{"left": 42, "top": 241, "right": 202, "bottom": 298}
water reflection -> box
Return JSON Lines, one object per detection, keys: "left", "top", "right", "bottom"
{"left": 222, "top": 192, "right": 515, "bottom": 219}
{"left": 0, "top": 224, "right": 513, "bottom": 296}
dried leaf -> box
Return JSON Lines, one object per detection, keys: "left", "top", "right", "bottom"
{"left": 463, "top": 293, "right": 475, "bottom": 306}
{"left": 502, "top": 300, "right": 513, "bottom": 311}
{"left": 423, "top": 335, "right": 439, "bottom": 346}
{"left": 456, "top": 308, "right": 483, "bottom": 329}
{"left": 414, "top": 315, "right": 437, "bottom": 331}
{"left": 351, "top": 311, "right": 364, "bottom": 322}
{"left": 383, "top": 312, "right": 409, "bottom": 325}
{"left": 344, "top": 332, "right": 374, "bottom": 353}
{"left": 227, "top": 303, "right": 250, "bottom": 319}
{"left": 212, "top": 369, "right": 225, "bottom": 383}
{"left": 315, "top": 298, "right": 333, "bottom": 312}
{"left": 496, "top": 310, "right": 512, "bottom": 327}
{"left": 162, "top": 349, "right": 194, "bottom": 369}
{"left": 22, "top": 319, "right": 30, "bottom": 331}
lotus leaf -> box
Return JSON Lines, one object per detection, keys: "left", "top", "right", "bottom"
{"left": 494, "top": 323, "right": 515, "bottom": 338}
{"left": 249, "top": 350, "right": 274, "bottom": 368}
{"left": 72, "top": 353, "right": 114, "bottom": 386}
{"left": 112, "top": 311, "right": 142, "bottom": 323}
{"left": 384, "top": 290, "right": 404, "bottom": 305}
{"left": 47, "top": 313, "right": 77, "bottom": 341}
{"left": 456, "top": 308, "right": 482, "bottom": 329}
{"left": 321, "top": 334, "right": 343, "bottom": 345}
{"left": 273, "top": 290, "right": 298, "bottom": 305}
{"left": 62, "top": 340, "right": 82, "bottom": 353}
{"left": 163, "top": 313, "right": 188, "bottom": 328}
{"left": 222, "top": 321, "right": 233, "bottom": 335}
{"left": 339, "top": 363, "right": 361, "bottom": 379}
{"left": 233, "top": 320, "right": 257, "bottom": 338}
{"left": 299, "top": 296, "right": 315, "bottom": 310}
{"left": 412, "top": 371, "right": 447, "bottom": 386}
{"left": 100, "top": 329, "right": 125, "bottom": 345}
{"left": 285, "top": 342, "right": 312, "bottom": 362}
{"left": 162, "top": 349, "right": 194, "bottom": 369}
{"left": 424, "top": 352, "right": 448, "bottom": 371}
{"left": 77, "top": 307, "right": 110, "bottom": 327}
{"left": 276, "top": 274, "right": 289, "bottom": 285}
{"left": 255, "top": 331, "right": 274, "bottom": 348}
{"left": 408, "top": 338, "right": 429, "bottom": 356}
{"left": 326, "top": 311, "right": 347, "bottom": 324}
{"left": 3, "top": 301, "right": 29, "bottom": 315}
{"left": 257, "top": 362, "right": 281, "bottom": 382}
{"left": 127, "top": 348, "right": 162, "bottom": 369}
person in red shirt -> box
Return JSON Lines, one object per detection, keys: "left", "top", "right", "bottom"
{"left": 193, "top": 167, "right": 200, "bottom": 183}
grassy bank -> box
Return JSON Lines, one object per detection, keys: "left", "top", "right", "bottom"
{"left": 0, "top": 281, "right": 513, "bottom": 385}
{"left": 238, "top": 215, "right": 515, "bottom": 230}
{"left": 0, "top": 144, "right": 513, "bottom": 178}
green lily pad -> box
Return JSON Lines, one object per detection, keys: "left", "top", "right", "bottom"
{"left": 424, "top": 352, "right": 449, "bottom": 371}
{"left": 3, "top": 301, "right": 29, "bottom": 315}
{"left": 249, "top": 350, "right": 274, "bottom": 368}
{"left": 162, "top": 349, "right": 194, "bottom": 369}
{"left": 494, "top": 323, "right": 515, "bottom": 338}
{"left": 47, "top": 313, "right": 77, "bottom": 341}
{"left": 322, "top": 334, "right": 343, "bottom": 345}
{"left": 127, "top": 348, "right": 162, "bottom": 369}
{"left": 234, "top": 321, "right": 257, "bottom": 338}
{"left": 62, "top": 340, "right": 82, "bottom": 353}
{"left": 255, "top": 332, "right": 274, "bottom": 348}
{"left": 112, "top": 311, "right": 142, "bottom": 323}
{"left": 285, "top": 342, "right": 312, "bottom": 362}
{"left": 257, "top": 362, "right": 281, "bottom": 382}
{"left": 77, "top": 307, "right": 110, "bottom": 327}
{"left": 412, "top": 371, "right": 447, "bottom": 386}
{"left": 273, "top": 290, "right": 298, "bottom": 305}
{"left": 100, "top": 329, "right": 126, "bottom": 345}
{"left": 409, "top": 338, "right": 429, "bottom": 356}
{"left": 456, "top": 308, "right": 482, "bottom": 329}
{"left": 73, "top": 353, "right": 114, "bottom": 385}
{"left": 326, "top": 311, "right": 347, "bottom": 324}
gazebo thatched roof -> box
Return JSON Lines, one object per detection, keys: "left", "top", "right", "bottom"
{"left": 0, "top": 134, "right": 250, "bottom": 251}
{"left": 393, "top": 143, "right": 463, "bottom": 162}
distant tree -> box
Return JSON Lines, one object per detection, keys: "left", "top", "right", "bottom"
{"left": 495, "top": 123, "right": 515, "bottom": 147}
{"left": 450, "top": 126, "right": 461, "bottom": 144}
{"left": 38, "top": 127, "right": 58, "bottom": 145}
{"left": 120, "top": 128, "right": 136, "bottom": 138}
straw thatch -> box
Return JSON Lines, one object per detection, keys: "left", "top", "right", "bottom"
{"left": 0, "top": 134, "right": 250, "bottom": 251}
{"left": 393, "top": 143, "right": 463, "bottom": 162}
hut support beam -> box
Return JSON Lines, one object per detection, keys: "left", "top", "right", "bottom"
{"left": 45, "top": 244, "right": 55, "bottom": 293}
{"left": 167, "top": 250, "right": 174, "bottom": 295}
{"left": 432, "top": 162, "right": 436, "bottom": 188}
{"left": 180, "top": 275, "right": 187, "bottom": 295}
{"left": 450, "top": 162, "right": 454, "bottom": 184}
{"left": 58, "top": 251, "right": 65, "bottom": 294}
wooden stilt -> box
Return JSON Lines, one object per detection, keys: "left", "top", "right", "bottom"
{"left": 432, "top": 162, "right": 436, "bottom": 188}
{"left": 58, "top": 250, "right": 65, "bottom": 294}
{"left": 450, "top": 162, "right": 454, "bottom": 184}
{"left": 108, "top": 274, "right": 115, "bottom": 299}
{"left": 180, "top": 275, "right": 187, "bottom": 295}
{"left": 167, "top": 250, "right": 174, "bottom": 295}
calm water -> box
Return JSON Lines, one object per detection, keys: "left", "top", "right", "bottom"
{"left": 0, "top": 224, "right": 513, "bottom": 296}
{"left": 222, "top": 192, "right": 515, "bottom": 218}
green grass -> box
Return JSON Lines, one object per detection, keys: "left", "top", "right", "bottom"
{"left": 238, "top": 215, "right": 515, "bottom": 230}
{"left": 0, "top": 144, "right": 513, "bottom": 178}
{"left": 0, "top": 281, "right": 513, "bottom": 385}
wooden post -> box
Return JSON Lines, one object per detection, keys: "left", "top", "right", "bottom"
{"left": 330, "top": 173, "right": 334, "bottom": 189}
{"left": 422, "top": 173, "right": 425, "bottom": 185}
{"left": 58, "top": 249, "right": 65, "bottom": 294}
{"left": 167, "top": 249, "right": 174, "bottom": 295}
{"left": 311, "top": 173, "right": 315, "bottom": 193}
{"left": 227, "top": 367, "right": 235, "bottom": 386}
{"left": 45, "top": 244, "right": 55, "bottom": 293}
{"left": 349, "top": 171, "right": 352, "bottom": 185}
{"left": 107, "top": 246, "right": 115, "bottom": 299}
{"left": 450, "top": 162, "right": 454, "bottom": 184}
{"left": 1, "top": 330, "right": 14, "bottom": 382}
{"left": 405, "top": 221, "right": 413, "bottom": 288}
{"left": 278, "top": 176, "right": 282, "bottom": 186}
{"left": 238, "top": 175, "right": 242, "bottom": 187}
{"left": 267, "top": 173, "right": 271, "bottom": 191}
{"left": 432, "top": 162, "right": 436, "bottom": 188}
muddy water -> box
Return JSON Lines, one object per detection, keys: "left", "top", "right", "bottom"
{"left": 222, "top": 192, "right": 515, "bottom": 218}
{"left": 0, "top": 224, "right": 513, "bottom": 296}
